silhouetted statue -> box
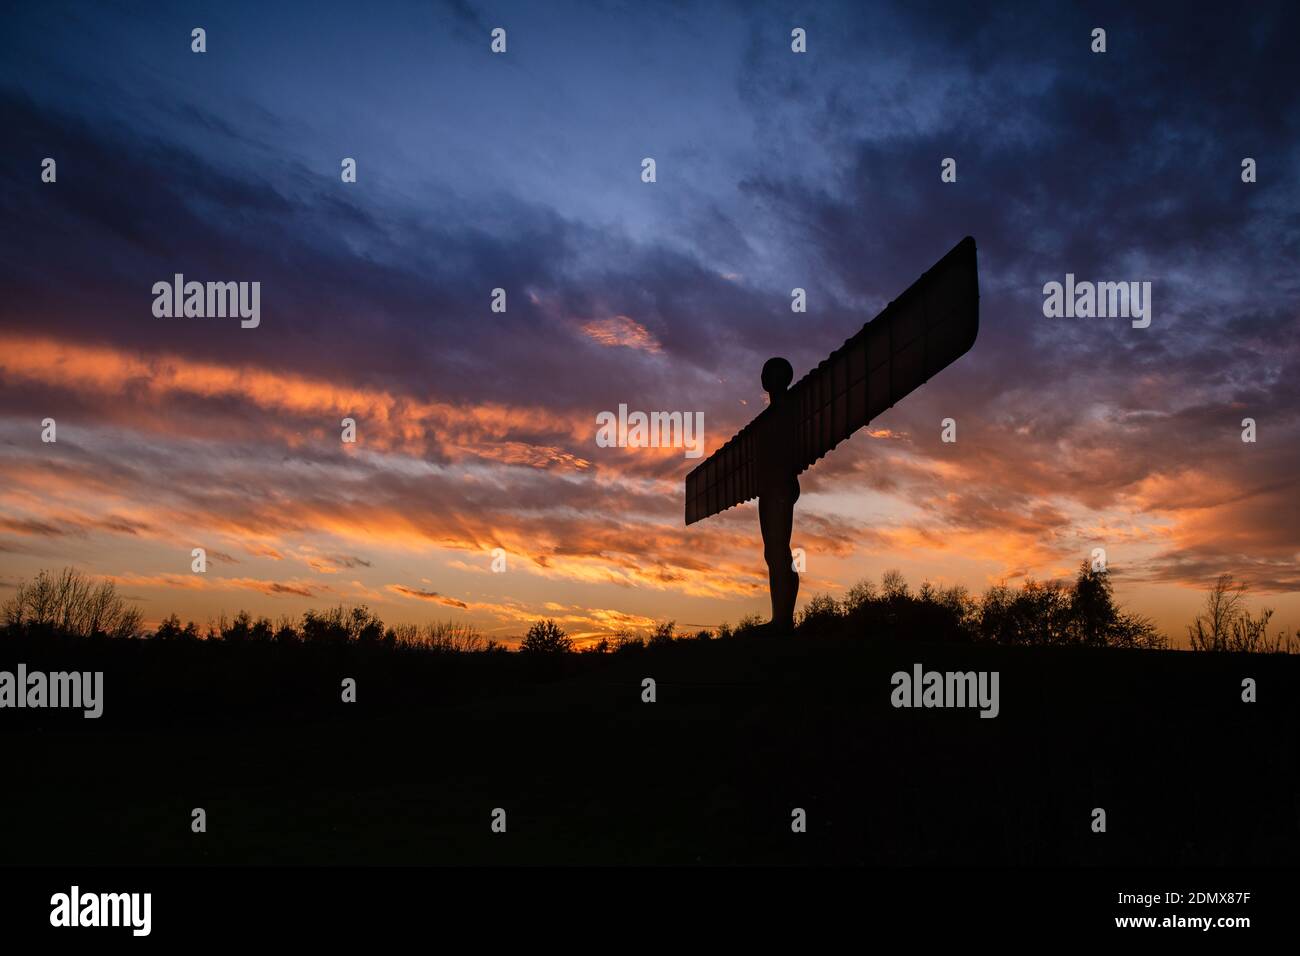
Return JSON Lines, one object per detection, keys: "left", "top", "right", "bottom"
{"left": 756, "top": 357, "right": 801, "bottom": 629}
{"left": 685, "top": 237, "right": 981, "bottom": 632}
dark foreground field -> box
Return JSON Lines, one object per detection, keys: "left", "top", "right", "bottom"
{"left": 2, "top": 632, "right": 1297, "bottom": 866}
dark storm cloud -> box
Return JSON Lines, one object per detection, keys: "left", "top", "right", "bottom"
{"left": 0, "top": 88, "right": 777, "bottom": 420}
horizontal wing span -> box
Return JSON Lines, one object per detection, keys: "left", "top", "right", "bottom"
{"left": 685, "top": 236, "right": 979, "bottom": 525}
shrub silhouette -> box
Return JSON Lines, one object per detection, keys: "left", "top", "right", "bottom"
{"left": 154, "top": 613, "right": 201, "bottom": 642}
{"left": 299, "top": 605, "right": 385, "bottom": 646}
{"left": 519, "top": 619, "right": 573, "bottom": 655}
{"left": 273, "top": 614, "right": 302, "bottom": 644}
{"left": 1187, "top": 574, "right": 1297, "bottom": 653}
{"left": 387, "top": 620, "right": 483, "bottom": 653}
{"left": 219, "top": 611, "right": 253, "bottom": 643}
{"left": 648, "top": 620, "right": 676, "bottom": 647}
{"left": 796, "top": 593, "right": 843, "bottom": 633}
{"left": 613, "top": 630, "right": 645, "bottom": 653}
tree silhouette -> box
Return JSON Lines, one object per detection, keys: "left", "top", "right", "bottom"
{"left": 648, "top": 620, "right": 676, "bottom": 647}
{"left": 1, "top": 567, "right": 142, "bottom": 638}
{"left": 517, "top": 621, "right": 574, "bottom": 658}
{"left": 1186, "top": 574, "right": 1292, "bottom": 652}
{"left": 519, "top": 619, "right": 573, "bottom": 655}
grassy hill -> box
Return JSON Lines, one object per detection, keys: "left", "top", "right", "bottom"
{"left": 2, "top": 628, "right": 1296, "bottom": 865}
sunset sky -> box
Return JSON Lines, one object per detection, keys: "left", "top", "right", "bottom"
{"left": 2, "top": 1, "right": 1297, "bottom": 645}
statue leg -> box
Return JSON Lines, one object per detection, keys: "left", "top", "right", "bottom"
{"left": 781, "top": 487, "right": 799, "bottom": 626}
{"left": 759, "top": 492, "right": 798, "bottom": 631}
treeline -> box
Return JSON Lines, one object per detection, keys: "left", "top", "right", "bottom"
{"left": 0, "top": 569, "right": 505, "bottom": 652}
{"left": 406, "top": 563, "right": 1296, "bottom": 655}
{"left": 786, "top": 563, "right": 1294, "bottom": 653}
{"left": 151, "top": 607, "right": 507, "bottom": 653}
{"left": 2, "top": 565, "right": 1296, "bottom": 654}
{"left": 583, "top": 562, "right": 1173, "bottom": 651}
{"left": 792, "top": 563, "right": 1170, "bottom": 649}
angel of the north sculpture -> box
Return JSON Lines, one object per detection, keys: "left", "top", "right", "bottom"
{"left": 684, "top": 236, "right": 980, "bottom": 630}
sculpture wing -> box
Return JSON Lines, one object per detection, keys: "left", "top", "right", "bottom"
{"left": 683, "top": 405, "right": 764, "bottom": 525}
{"left": 684, "top": 236, "right": 979, "bottom": 525}
{"left": 790, "top": 234, "right": 980, "bottom": 473}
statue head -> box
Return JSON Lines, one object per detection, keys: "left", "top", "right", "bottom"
{"left": 761, "top": 357, "right": 794, "bottom": 397}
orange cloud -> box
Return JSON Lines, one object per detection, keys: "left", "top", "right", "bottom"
{"left": 0, "top": 332, "right": 592, "bottom": 465}
{"left": 578, "top": 316, "right": 663, "bottom": 353}
{"left": 385, "top": 584, "right": 469, "bottom": 609}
